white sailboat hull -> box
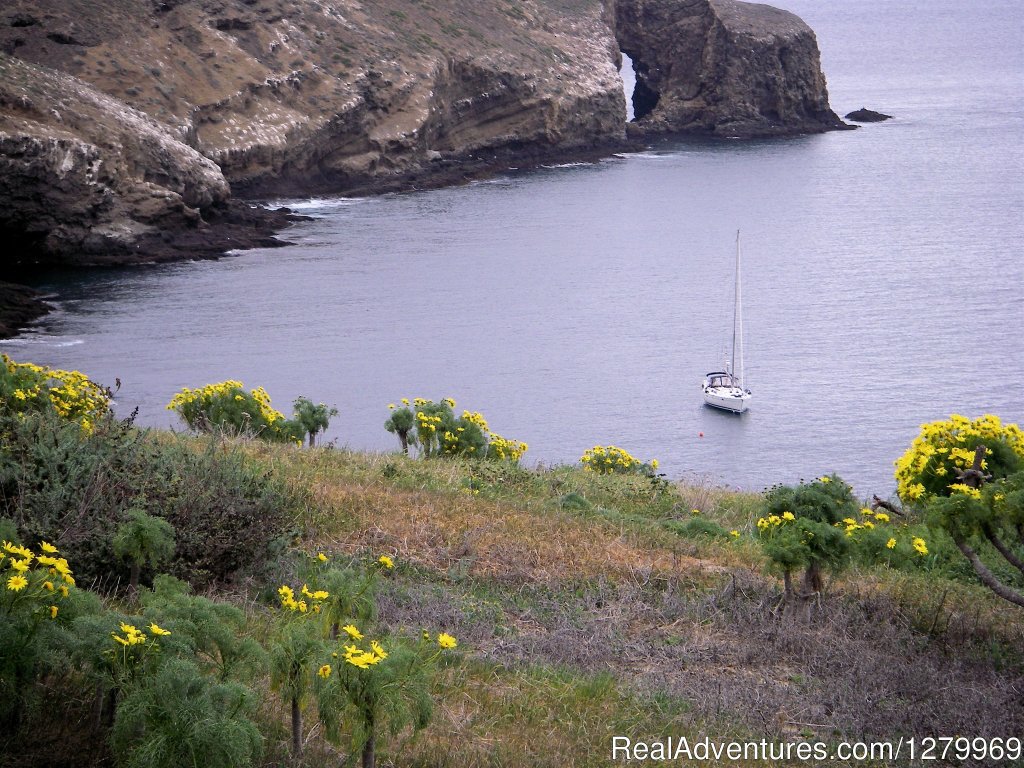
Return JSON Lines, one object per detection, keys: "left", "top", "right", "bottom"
{"left": 703, "top": 386, "right": 751, "bottom": 413}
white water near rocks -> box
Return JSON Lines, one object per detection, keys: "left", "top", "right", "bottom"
{"left": 6, "top": 0, "right": 1023, "bottom": 496}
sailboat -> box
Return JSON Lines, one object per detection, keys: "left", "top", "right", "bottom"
{"left": 703, "top": 231, "right": 752, "bottom": 413}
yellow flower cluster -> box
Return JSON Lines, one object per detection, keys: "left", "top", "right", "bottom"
{"left": 947, "top": 483, "right": 982, "bottom": 499}
{"left": 832, "top": 507, "right": 896, "bottom": 537}
{"left": 111, "top": 621, "right": 171, "bottom": 646}
{"left": 166, "top": 381, "right": 286, "bottom": 424}
{"left": 580, "top": 445, "right": 655, "bottom": 475}
{"left": 756, "top": 510, "right": 796, "bottom": 530}
{"left": 2, "top": 355, "right": 110, "bottom": 430}
{"left": 339, "top": 625, "right": 389, "bottom": 669}
{"left": 3, "top": 540, "right": 75, "bottom": 621}
{"left": 895, "top": 414, "right": 1024, "bottom": 503}
{"left": 461, "top": 410, "right": 489, "bottom": 432}
{"left": 278, "top": 583, "right": 330, "bottom": 614}
{"left": 488, "top": 434, "right": 529, "bottom": 462}
{"left": 378, "top": 555, "right": 394, "bottom": 570}
{"left": 417, "top": 411, "right": 443, "bottom": 434}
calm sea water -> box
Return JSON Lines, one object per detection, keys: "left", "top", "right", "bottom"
{"left": 5, "top": 0, "right": 1023, "bottom": 496}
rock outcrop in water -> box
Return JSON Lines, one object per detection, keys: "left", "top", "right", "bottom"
{"left": 0, "top": 0, "right": 845, "bottom": 298}
{"left": 615, "top": 0, "right": 847, "bottom": 137}
{"left": 845, "top": 108, "right": 893, "bottom": 123}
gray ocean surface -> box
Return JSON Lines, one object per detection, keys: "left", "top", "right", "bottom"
{"left": 5, "top": 0, "right": 1023, "bottom": 496}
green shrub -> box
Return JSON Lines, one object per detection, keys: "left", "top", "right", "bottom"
{"left": 0, "top": 409, "right": 294, "bottom": 589}
{"left": 0, "top": 537, "right": 82, "bottom": 730}
{"left": 110, "top": 657, "right": 262, "bottom": 768}
{"left": 385, "top": 397, "right": 527, "bottom": 462}
{"left": 894, "top": 414, "right": 1024, "bottom": 505}
{"left": 113, "top": 508, "right": 176, "bottom": 592}
{"left": 1, "top": 353, "right": 111, "bottom": 430}
{"left": 166, "top": 381, "right": 299, "bottom": 443}
{"left": 757, "top": 475, "right": 859, "bottom": 597}
{"left": 292, "top": 396, "right": 338, "bottom": 448}
{"left": 140, "top": 576, "right": 266, "bottom": 682}
{"left": 580, "top": 445, "right": 659, "bottom": 476}
{"left": 667, "top": 517, "right": 729, "bottom": 540}
{"left": 895, "top": 415, "right": 1024, "bottom": 609}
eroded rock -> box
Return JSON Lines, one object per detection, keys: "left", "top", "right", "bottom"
{"left": 616, "top": 0, "right": 848, "bottom": 137}
{"left": 0, "top": 53, "right": 230, "bottom": 268}
{"left": 845, "top": 108, "right": 893, "bottom": 123}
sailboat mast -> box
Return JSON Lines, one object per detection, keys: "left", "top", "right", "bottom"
{"left": 731, "top": 230, "right": 744, "bottom": 387}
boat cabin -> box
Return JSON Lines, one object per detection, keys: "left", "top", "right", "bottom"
{"left": 705, "top": 372, "right": 739, "bottom": 389}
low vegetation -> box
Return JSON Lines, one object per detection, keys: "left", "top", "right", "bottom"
{"left": 2, "top": 355, "right": 1023, "bottom": 767}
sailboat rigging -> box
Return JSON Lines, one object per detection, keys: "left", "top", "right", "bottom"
{"left": 702, "top": 231, "right": 752, "bottom": 413}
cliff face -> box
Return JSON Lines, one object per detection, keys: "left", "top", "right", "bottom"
{"left": 0, "top": 0, "right": 843, "bottom": 275}
{"left": 615, "top": 0, "right": 846, "bottom": 136}
{"left": 0, "top": 54, "right": 230, "bottom": 264}
{"left": 1, "top": 0, "right": 626, "bottom": 199}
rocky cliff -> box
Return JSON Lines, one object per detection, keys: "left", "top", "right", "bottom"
{"left": 615, "top": 0, "right": 846, "bottom": 136}
{"left": 0, "top": 0, "right": 844, "bottom": 278}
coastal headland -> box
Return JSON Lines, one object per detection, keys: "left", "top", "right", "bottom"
{"left": 0, "top": 0, "right": 847, "bottom": 334}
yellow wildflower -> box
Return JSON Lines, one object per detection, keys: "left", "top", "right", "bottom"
{"left": 318, "top": 664, "right": 332, "bottom": 679}
{"left": 342, "top": 624, "right": 364, "bottom": 640}
{"left": 148, "top": 623, "right": 171, "bottom": 636}
{"left": 886, "top": 538, "right": 897, "bottom": 549}
{"left": 50, "top": 605, "right": 58, "bottom": 619}
{"left": 39, "top": 541, "right": 58, "bottom": 554}
{"left": 6, "top": 575, "right": 28, "bottom": 591}
{"left": 437, "top": 632, "right": 458, "bottom": 649}
{"left": 912, "top": 537, "right": 928, "bottom": 556}
{"left": 378, "top": 555, "right": 394, "bottom": 569}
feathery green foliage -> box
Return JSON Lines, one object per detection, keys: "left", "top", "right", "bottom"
{"left": 140, "top": 576, "right": 266, "bottom": 682}
{"left": 113, "top": 508, "right": 176, "bottom": 591}
{"left": 110, "top": 657, "right": 262, "bottom": 768}
{"left": 758, "top": 475, "right": 858, "bottom": 596}
{"left": 292, "top": 396, "right": 338, "bottom": 447}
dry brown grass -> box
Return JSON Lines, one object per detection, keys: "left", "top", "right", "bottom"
{"left": 310, "top": 480, "right": 730, "bottom": 587}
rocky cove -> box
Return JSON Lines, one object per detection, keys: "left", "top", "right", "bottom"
{"left": 0, "top": 0, "right": 847, "bottom": 334}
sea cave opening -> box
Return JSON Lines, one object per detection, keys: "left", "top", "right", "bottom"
{"left": 619, "top": 51, "right": 659, "bottom": 122}
{"left": 620, "top": 51, "right": 637, "bottom": 121}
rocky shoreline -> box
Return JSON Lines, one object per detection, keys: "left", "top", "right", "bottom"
{"left": 1, "top": 0, "right": 850, "bottom": 339}
{"left": 1, "top": 200, "right": 307, "bottom": 338}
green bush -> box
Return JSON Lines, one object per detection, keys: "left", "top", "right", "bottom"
{"left": 113, "top": 508, "right": 176, "bottom": 592}
{"left": 894, "top": 414, "right": 1024, "bottom": 505}
{"left": 140, "top": 576, "right": 266, "bottom": 682}
{"left": 385, "top": 397, "right": 527, "bottom": 462}
{"left": 110, "top": 657, "right": 262, "bottom": 768}
{"left": 292, "top": 396, "right": 338, "bottom": 448}
{"left": 666, "top": 517, "right": 729, "bottom": 540}
{"left": 0, "top": 409, "right": 294, "bottom": 589}
{"left": 166, "top": 380, "right": 297, "bottom": 442}
{"left": 757, "top": 475, "right": 859, "bottom": 597}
